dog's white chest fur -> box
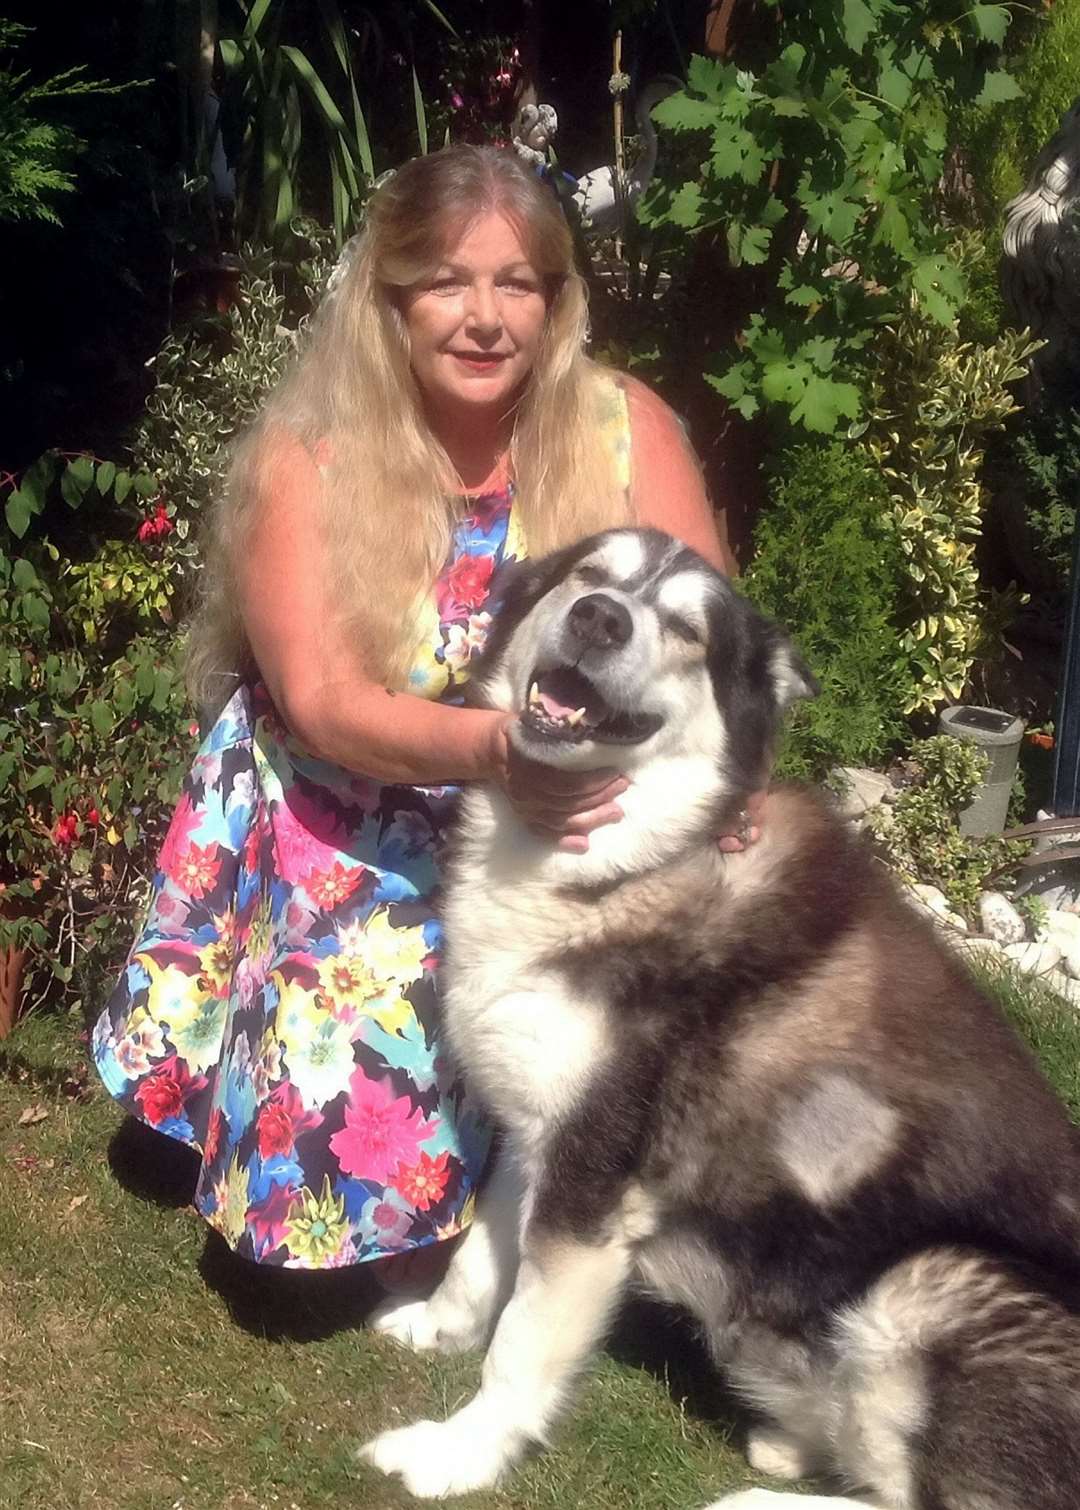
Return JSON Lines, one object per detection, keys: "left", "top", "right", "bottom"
{"left": 441, "top": 797, "right": 610, "bottom": 1147}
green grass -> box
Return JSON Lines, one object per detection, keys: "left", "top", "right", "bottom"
{"left": 2, "top": 957, "right": 1077, "bottom": 1510}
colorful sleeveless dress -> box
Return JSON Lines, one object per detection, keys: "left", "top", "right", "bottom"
{"left": 91, "top": 377, "right": 632, "bottom": 1269}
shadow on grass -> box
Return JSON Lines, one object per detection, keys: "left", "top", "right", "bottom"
{"left": 608, "top": 1295, "right": 747, "bottom": 1443}
{"left": 107, "top": 1114, "right": 201, "bottom": 1208}
{"left": 197, "top": 1230, "right": 382, "bottom": 1342}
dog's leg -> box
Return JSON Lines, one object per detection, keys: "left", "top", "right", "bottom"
{"left": 367, "top": 1148, "right": 523, "bottom": 1353}
{"left": 359, "top": 1227, "right": 632, "bottom": 1497}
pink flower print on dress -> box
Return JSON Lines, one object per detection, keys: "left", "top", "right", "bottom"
{"left": 271, "top": 786, "right": 353, "bottom": 885}
{"left": 328, "top": 1069, "right": 436, "bottom": 1186}
{"left": 157, "top": 793, "right": 202, "bottom": 881}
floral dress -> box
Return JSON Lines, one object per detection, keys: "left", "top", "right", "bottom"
{"left": 91, "top": 486, "right": 529, "bottom": 1268}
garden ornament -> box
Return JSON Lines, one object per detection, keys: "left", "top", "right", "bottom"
{"left": 512, "top": 103, "right": 559, "bottom": 168}
{"left": 1001, "top": 95, "right": 1080, "bottom": 391}
{"left": 571, "top": 77, "right": 678, "bottom": 237}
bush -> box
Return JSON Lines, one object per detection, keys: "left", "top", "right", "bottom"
{"left": 744, "top": 442, "right": 913, "bottom": 781}
{"left": 0, "top": 234, "right": 334, "bottom": 1012}
{"left": 866, "top": 735, "right": 1028, "bottom": 920}
{"left": 863, "top": 299, "right": 1038, "bottom": 709}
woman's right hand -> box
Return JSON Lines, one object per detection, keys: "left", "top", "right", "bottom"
{"left": 483, "top": 715, "right": 629, "bottom": 854}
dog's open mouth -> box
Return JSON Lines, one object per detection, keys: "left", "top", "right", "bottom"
{"left": 522, "top": 666, "right": 662, "bottom": 745}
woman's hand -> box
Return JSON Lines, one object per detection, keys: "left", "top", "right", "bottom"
{"left": 717, "top": 789, "right": 766, "bottom": 852}
{"left": 484, "top": 715, "right": 628, "bottom": 854}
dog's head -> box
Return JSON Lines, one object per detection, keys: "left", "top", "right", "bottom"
{"left": 471, "top": 527, "right": 815, "bottom": 798}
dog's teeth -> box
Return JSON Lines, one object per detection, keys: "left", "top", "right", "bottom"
{"left": 528, "top": 682, "right": 542, "bottom": 707}
{"left": 566, "top": 707, "right": 587, "bottom": 727}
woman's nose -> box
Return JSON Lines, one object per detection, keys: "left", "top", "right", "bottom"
{"left": 465, "top": 280, "right": 500, "bottom": 334}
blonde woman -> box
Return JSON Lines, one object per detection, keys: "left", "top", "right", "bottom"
{"left": 91, "top": 145, "right": 742, "bottom": 1277}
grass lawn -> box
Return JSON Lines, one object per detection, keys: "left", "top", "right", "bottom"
{"left": 2, "top": 957, "right": 1079, "bottom": 1510}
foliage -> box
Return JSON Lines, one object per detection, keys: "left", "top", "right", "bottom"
{"left": 866, "top": 735, "right": 1028, "bottom": 919}
{"left": 1007, "top": 398, "right": 1080, "bottom": 591}
{"left": 971, "top": 0, "right": 1080, "bottom": 216}
{"left": 641, "top": 2, "right": 1022, "bottom": 431}
{"left": 1, "top": 237, "right": 333, "bottom": 1008}
{"left": 0, "top": 453, "right": 191, "bottom": 1002}
{"left": 743, "top": 441, "right": 912, "bottom": 781}
{"left": 0, "top": 18, "right": 133, "bottom": 227}
{"left": 216, "top": 0, "right": 450, "bottom": 249}
{"left": 863, "top": 297, "right": 1039, "bottom": 709}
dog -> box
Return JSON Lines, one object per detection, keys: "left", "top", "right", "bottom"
{"left": 360, "top": 526, "right": 1080, "bottom": 1508}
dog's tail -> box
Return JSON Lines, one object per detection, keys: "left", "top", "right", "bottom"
{"left": 830, "top": 1245, "right": 1080, "bottom": 1509}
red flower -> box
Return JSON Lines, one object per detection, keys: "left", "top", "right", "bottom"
{"left": 437, "top": 553, "right": 495, "bottom": 617}
{"left": 305, "top": 860, "right": 364, "bottom": 911}
{"left": 257, "top": 1099, "right": 294, "bottom": 1159}
{"left": 169, "top": 841, "right": 222, "bottom": 900}
{"left": 393, "top": 1149, "right": 451, "bottom": 1211}
{"left": 52, "top": 812, "right": 80, "bottom": 848}
{"left": 204, "top": 1106, "right": 225, "bottom": 1164}
{"left": 137, "top": 503, "right": 174, "bottom": 542}
{"left": 85, "top": 806, "right": 100, "bottom": 827}
{"left": 135, "top": 1071, "right": 185, "bottom": 1125}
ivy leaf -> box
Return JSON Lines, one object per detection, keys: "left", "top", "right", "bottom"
{"left": 975, "top": 69, "right": 1022, "bottom": 109}
{"left": 796, "top": 177, "right": 863, "bottom": 242}
{"left": 711, "top": 127, "right": 768, "bottom": 183}
{"left": 875, "top": 197, "right": 912, "bottom": 254}
{"left": 668, "top": 181, "right": 704, "bottom": 229}
{"left": 798, "top": 335, "right": 839, "bottom": 372}
{"left": 842, "top": 0, "right": 877, "bottom": 53}
{"left": 5, "top": 491, "right": 31, "bottom": 539}
{"left": 705, "top": 360, "right": 760, "bottom": 420}
{"left": 769, "top": 94, "right": 806, "bottom": 119}
{"left": 651, "top": 92, "right": 718, "bottom": 133}
{"left": 970, "top": 4, "right": 1010, "bottom": 45}
{"left": 791, "top": 375, "right": 861, "bottom": 434}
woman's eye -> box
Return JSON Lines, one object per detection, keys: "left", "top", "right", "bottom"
{"left": 428, "top": 277, "right": 463, "bottom": 294}
{"left": 500, "top": 277, "right": 538, "bottom": 294}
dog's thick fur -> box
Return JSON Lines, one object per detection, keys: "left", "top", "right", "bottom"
{"left": 361, "top": 528, "right": 1080, "bottom": 1508}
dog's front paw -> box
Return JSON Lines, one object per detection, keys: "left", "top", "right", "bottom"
{"left": 357, "top": 1415, "right": 518, "bottom": 1498}
{"left": 367, "top": 1294, "right": 487, "bottom": 1354}
{"left": 701, "top": 1492, "right": 814, "bottom": 1508}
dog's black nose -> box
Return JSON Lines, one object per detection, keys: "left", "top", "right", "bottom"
{"left": 567, "top": 592, "right": 633, "bottom": 649}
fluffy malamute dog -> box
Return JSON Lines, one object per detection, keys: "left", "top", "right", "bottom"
{"left": 361, "top": 527, "right": 1080, "bottom": 1509}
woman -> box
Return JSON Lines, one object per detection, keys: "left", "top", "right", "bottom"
{"left": 91, "top": 144, "right": 742, "bottom": 1275}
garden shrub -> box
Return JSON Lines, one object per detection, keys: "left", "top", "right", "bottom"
{"left": 0, "top": 234, "right": 333, "bottom": 1012}
{"left": 1005, "top": 398, "right": 1080, "bottom": 595}
{"left": 744, "top": 442, "right": 912, "bottom": 782}
{"left": 863, "top": 300, "right": 1039, "bottom": 710}
{"left": 866, "top": 734, "right": 1029, "bottom": 921}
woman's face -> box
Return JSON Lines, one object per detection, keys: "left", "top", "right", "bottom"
{"left": 399, "top": 209, "right": 549, "bottom": 427}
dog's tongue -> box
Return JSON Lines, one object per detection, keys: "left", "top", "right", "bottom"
{"left": 537, "top": 687, "right": 583, "bottom": 720}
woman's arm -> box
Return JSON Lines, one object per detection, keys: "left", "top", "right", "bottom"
{"left": 623, "top": 375, "right": 738, "bottom": 576}
{"left": 234, "top": 432, "right": 509, "bottom": 786}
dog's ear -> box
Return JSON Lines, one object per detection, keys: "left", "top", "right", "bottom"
{"left": 768, "top": 634, "right": 818, "bottom": 713}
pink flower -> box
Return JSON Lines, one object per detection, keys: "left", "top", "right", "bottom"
{"left": 328, "top": 1070, "right": 436, "bottom": 1185}
{"left": 52, "top": 812, "right": 79, "bottom": 848}
{"left": 137, "top": 503, "right": 174, "bottom": 542}
{"left": 271, "top": 787, "right": 352, "bottom": 885}
{"left": 157, "top": 793, "right": 202, "bottom": 878}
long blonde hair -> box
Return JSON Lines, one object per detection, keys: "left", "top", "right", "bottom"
{"left": 187, "top": 145, "right": 633, "bottom": 710}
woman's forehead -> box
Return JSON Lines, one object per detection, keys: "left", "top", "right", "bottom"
{"left": 436, "top": 207, "right": 539, "bottom": 269}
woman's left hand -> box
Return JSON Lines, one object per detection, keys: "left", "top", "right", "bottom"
{"left": 717, "top": 789, "right": 766, "bottom": 853}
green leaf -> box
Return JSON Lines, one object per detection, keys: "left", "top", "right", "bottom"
{"left": 12, "top": 558, "right": 38, "bottom": 591}
{"left": 791, "top": 375, "right": 861, "bottom": 434}
{"left": 132, "top": 473, "right": 157, "bottom": 498}
{"left": 113, "top": 470, "right": 132, "bottom": 504}
{"left": 90, "top": 700, "right": 114, "bottom": 737}
{"left": 842, "top": 0, "right": 877, "bottom": 53}
{"left": 60, "top": 465, "right": 88, "bottom": 509}
{"left": 727, "top": 219, "right": 774, "bottom": 266}
{"left": 135, "top": 660, "right": 156, "bottom": 698}
{"left": 152, "top": 667, "right": 175, "bottom": 711}
{"left": 70, "top": 847, "right": 91, "bottom": 877}
{"left": 25, "top": 766, "right": 53, "bottom": 791}
{"left": 686, "top": 54, "right": 727, "bottom": 102}
{"left": 412, "top": 64, "right": 428, "bottom": 155}
{"left": 970, "top": 4, "right": 1010, "bottom": 45}
{"left": 975, "top": 70, "right": 1022, "bottom": 109}
{"left": 123, "top": 821, "right": 139, "bottom": 851}
{"left": 668, "top": 181, "right": 704, "bottom": 229}
{"left": 5, "top": 491, "right": 31, "bottom": 538}
{"left": 652, "top": 93, "right": 719, "bottom": 133}
{"left": 911, "top": 252, "right": 965, "bottom": 325}
{"left": 875, "top": 198, "right": 912, "bottom": 254}
{"left": 711, "top": 127, "right": 768, "bottom": 184}
{"left": 96, "top": 460, "right": 116, "bottom": 494}
{"left": 19, "top": 453, "right": 57, "bottom": 513}
{"left": 23, "top": 593, "right": 50, "bottom": 630}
